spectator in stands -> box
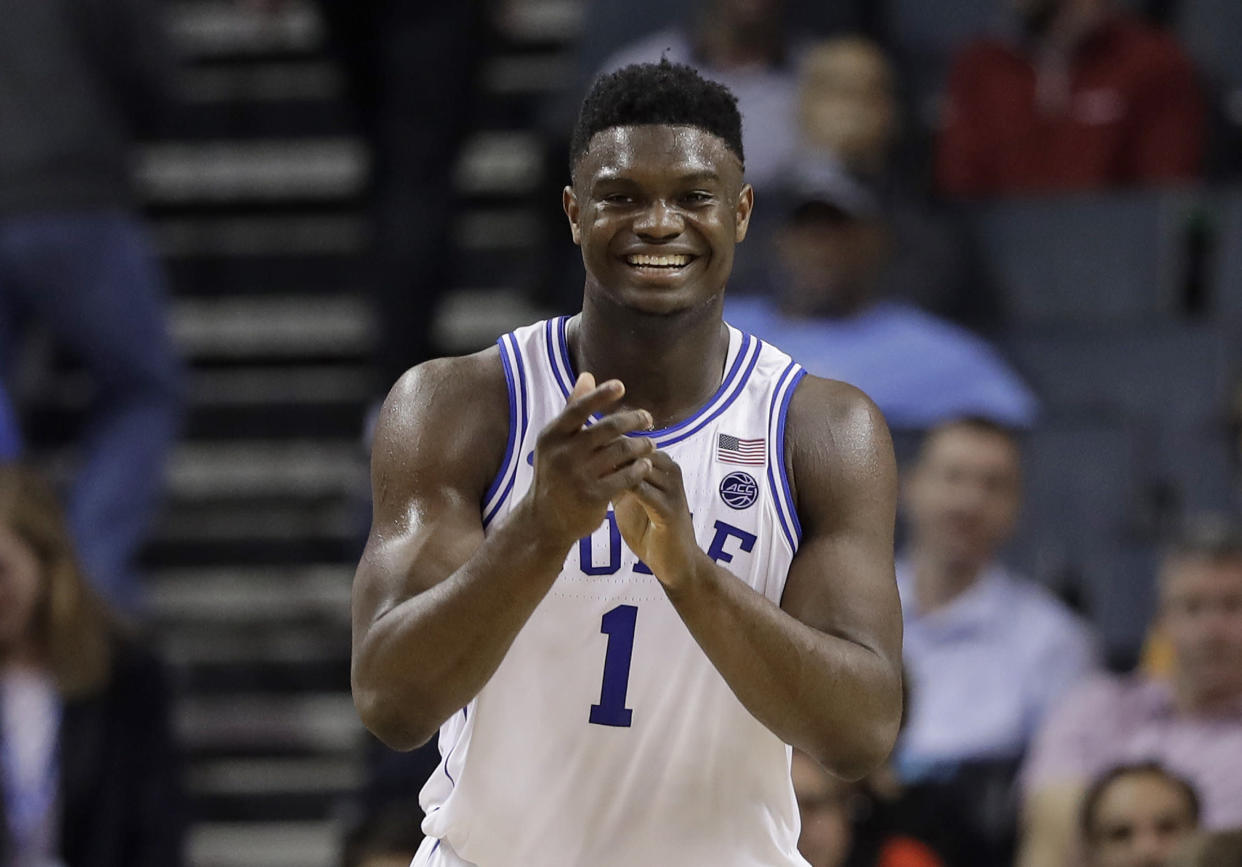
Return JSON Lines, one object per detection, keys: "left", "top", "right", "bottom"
{"left": 1168, "top": 829, "right": 1242, "bottom": 867}
{"left": 0, "top": 462, "right": 184, "bottom": 866}
{"left": 936, "top": 0, "right": 1205, "bottom": 196}
{"left": 793, "top": 36, "right": 990, "bottom": 326}
{"left": 797, "top": 36, "right": 899, "bottom": 178}
{"left": 794, "top": 683, "right": 973, "bottom": 867}
{"left": 1080, "top": 763, "right": 1201, "bottom": 867}
{"left": 341, "top": 799, "right": 425, "bottom": 867}
{"left": 312, "top": 0, "right": 485, "bottom": 390}
{"left": 726, "top": 161, "right": 1038, "bottom": 430}
{"left": 597, "top": 0, "right": 802, "bottom": 190}
{"left": 1230, "top": 379, "right": 1242, "bottom": 506}
{"left": 0, "top": 388, "right": 17, "bottom": 460}
{"left": 1019, "top": 517, "right": 1242, "bottom": 867}
{"left": 0, "top": 0, "right": 184, "bottom": 612}
{"left": 893, "top": 417, "right": 1097, "bottom": 862}
{"left": 586, "top": 0, "right": 808, "bottom": 296}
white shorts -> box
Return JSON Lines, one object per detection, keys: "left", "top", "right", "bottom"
{"left": 411, "top": 835, "right": 475, "bottom": 867}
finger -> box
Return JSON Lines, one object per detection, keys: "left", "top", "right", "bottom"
{"left": 597, "top": 456, "right": 653, "bottom": 498}
{"left": 635, "top": 449, "right": 680, "bottom": 491}
{"left": 582, "top": 408, "right": 654, "bottom": 445}
{"left": 569, "top": 371, "right": 595, "bottom": 402}
{"left": 546, "top": 377, "right": 625, "bottom": 436}
{"left": 587, "top": 434, "right": 656, "bottom": 477}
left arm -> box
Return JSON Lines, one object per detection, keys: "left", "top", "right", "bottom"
{"left": 613, "top": 376, "right": 903, "bottom": 780}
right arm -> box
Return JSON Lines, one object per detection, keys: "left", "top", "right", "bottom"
{"left": 351, "top": 357, "right": 654, "bottom": 749}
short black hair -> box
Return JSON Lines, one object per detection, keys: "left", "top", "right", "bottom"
{"left": 1080, "top": 762, "right": 1201, "bottom": 844}
{"left": 569, "top": 59, "right": 744, "bottom": 178}
{"left": 915, "top": 415, "right": 1024, "bottom": 462}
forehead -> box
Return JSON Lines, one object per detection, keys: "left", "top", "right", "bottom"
{"left": 576, "top": 125, "right": 741, "bottom": 186}
{"left": 1096, "top": 774, "right": 1193, "bottom": 821}
{"left": 1163, "top": 556, "right": 1242, "bottom": 594}
{"left": 921, "top": 425, "right": 1020, "bottom": 469}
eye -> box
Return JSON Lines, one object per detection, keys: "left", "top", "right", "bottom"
{"left": 601, "top": 193, "right": 633, "bottom": 205}
{"left": 682, "top": 191, "right": 713, "bottom": 205}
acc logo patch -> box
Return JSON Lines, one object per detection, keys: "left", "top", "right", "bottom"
{"left": 719, "top": 471, "right": 759, "bottom": 510}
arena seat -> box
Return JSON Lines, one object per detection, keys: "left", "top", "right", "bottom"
{"left": 1212, "top": 185, "right": 1242, "bottom": 317}
{"left": 971, "top": 191, "right": 1199, "bottom": 324}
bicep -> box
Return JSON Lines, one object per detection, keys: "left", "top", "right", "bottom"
{"left": 351, "top": 359, "right": 504, "bottom": 639}
{"left": 779, "top": 380, "right": 901, "bottom": 663}
{"left": 352, "top": 488, "right": 487, "bottom": 637}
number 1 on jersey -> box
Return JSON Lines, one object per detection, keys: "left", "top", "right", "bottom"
{"left": 589, "top": 604, "right": 637, "bottom": 727}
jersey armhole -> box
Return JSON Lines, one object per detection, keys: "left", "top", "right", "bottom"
{"left": 766, "top": 363, "right": 806, "bottom": 556}
{"left": 482, "top": 333, "right": 527, "bottom": 526}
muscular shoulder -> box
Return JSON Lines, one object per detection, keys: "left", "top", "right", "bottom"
{"left": 371, "top": 348, "right": 510, "bottom": 516}
{"left": 784, "top": 374, "right": 896, "bottom": 534}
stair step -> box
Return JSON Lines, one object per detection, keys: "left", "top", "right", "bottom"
{"left": 433, "top": 287, "right": 549, "bottom": 353}
{"left": 139, "top": 139, "right": 368, "bottom": 204}
{"left": 176, "top": 656, "right": 350, "bottom": 696}
{"left": 180, "top": 60, "right": 343, "bottom": 103}
{"left": 482, "top": 53, "right": 575, "bottom": 94}
{"left": 150, "top": 564, "right": 353, "bottom": 623}
{"left": 497, "top": 0, "right": 583, "bottom": 43}
{"left": 154, "top": 496, "right": 361, "bottom": 543}
{"left": 178, "top": 693, "right": 361, "bottom": 753}
{"left": 189, "top": 821, "right": 340, "bottom": 867}
{"left": 191, "top": 756, "right": 363, "bottom": 797}
{"left": 167, "top": 440, "right": 364, "bottom": 499}
{"left": 155, "top": 214, "right": 366, "bottom": 258}
{"left": 170, "top": 0, "right": 324, "bottom": 59}
{"left": 454, "top": 132, "right": 542, "bottom": 196}
{"left": 161, "top": 624, "right": 353, "bottom": 669}
{"left": 172, "top": 295, "right": 372, "bottom": 359}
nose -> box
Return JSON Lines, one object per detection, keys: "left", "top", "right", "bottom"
{"left": 633, "top": 199, "right": 683, "bottom": 240}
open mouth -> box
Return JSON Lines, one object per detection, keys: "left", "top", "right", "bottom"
{"left": 624, "top": 253, "right": 698, "bottom": 273}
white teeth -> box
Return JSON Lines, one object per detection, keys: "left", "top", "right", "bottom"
{"left": 627, "top": 254, "right": 691, "bottom": 267}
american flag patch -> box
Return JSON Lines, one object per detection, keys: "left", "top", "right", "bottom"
{"left": 717, "top": 433, "right": 765, "bottom": 465}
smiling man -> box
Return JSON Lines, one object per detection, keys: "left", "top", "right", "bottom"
{"left": 351, "top": 60, "right": 904, "bottom": 867}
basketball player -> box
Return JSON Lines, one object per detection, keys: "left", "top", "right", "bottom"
{"left": 351, "top": 60, "right": 904, "bottom": 867}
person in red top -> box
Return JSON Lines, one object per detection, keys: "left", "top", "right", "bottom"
{"left": 935, "top": 0, "right": 1205, "bottom": 197}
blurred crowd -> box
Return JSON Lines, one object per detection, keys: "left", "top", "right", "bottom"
{"left": 1, "top": 0, "right": 1241, "bottom": 864}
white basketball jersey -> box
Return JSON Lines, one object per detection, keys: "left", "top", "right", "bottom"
{"left": 419, "top": 316, "right": 811, "bottom": 867}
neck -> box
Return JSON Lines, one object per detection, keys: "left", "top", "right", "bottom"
{"left": 1, "top": 637, "right": 46, "bottom": 673}
{"left": 572, "top": 294, "right": 730, "bottom": 429}
{"left": 909, "top": 547, "right": 986, "bottom": 614}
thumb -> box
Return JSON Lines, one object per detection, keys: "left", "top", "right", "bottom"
{"left": 569, "top": 371, "right": 596, "bottom": 402}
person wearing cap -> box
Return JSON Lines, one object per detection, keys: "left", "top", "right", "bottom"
{"left": 0, "top": 387, "right": 18, "bottom": 460}
{"left": 725, "top": 158, "right": 1037, "bottom": 432}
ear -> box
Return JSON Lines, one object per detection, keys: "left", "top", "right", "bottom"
{"left": 735, "top": 183, "right": 755, "bottom": 243}
{"left": 563, "top": 185, "right": 582, "bottom": 246}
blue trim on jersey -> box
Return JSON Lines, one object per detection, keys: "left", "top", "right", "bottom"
{"left": 440, "top": 706, "right": 469, "bottom": 789}
{"left": 766, "top": 361, "right": 805, "bottom": 553}
{"left": 555, "top": 319, "right": 757, "bottom": 445}
{"left": 653, "top": 334, "right": 759, "bottom": 448}
{"left": 776, "top": 366, "right": 807, "bottom": 545}
{"left": 557, "top": 315, "right": 575, "bottom": 392}
{"left": 546, "top": 316, "right": 574, "bottom": 397}
{"left": 482, "top": 335, "right": 520, "bottom": 507}
{"left": 484, "top": 334, "right": 529, "bottom": 528}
